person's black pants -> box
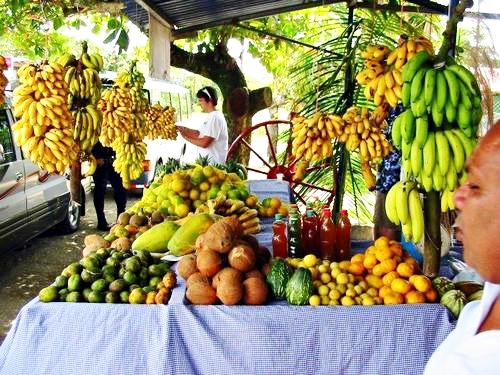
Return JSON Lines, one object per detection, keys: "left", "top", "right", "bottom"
{"left": 92, "top": 160, "right": 127, "bottom": 225}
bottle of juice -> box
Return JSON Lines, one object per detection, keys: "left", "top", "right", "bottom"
{"left": 336, "top": 209, "right": 351, "bottom": 261}
{"left": 288, "top": 211, "right": 303, "bottom": 258}
{"left": 302, "top": 208, "right": 320, "bottom": 257}
{"left": 320, "top": 207, "right": 337, "bottom": 261}
{"left": 272, "top": 213, "right": 288, "bottom": 258}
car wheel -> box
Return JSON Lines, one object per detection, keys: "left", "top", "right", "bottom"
{"left": 56, "top": 199, "right": 81, "bottom": 234}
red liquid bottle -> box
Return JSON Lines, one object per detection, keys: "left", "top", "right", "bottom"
{"left": 336, "top": 209, "right": 352, "bottom": 261}
{"left": 302, "top": 208, "right": 320, "bottom": 257}
{"left": 287, "top": 211, "right": 303, "bottom": 258}
{"left": 320, "top": 207, "right": 337, "bottom": 261}
{"left": 272, "top": 213, "right": 288, "bottom": 258}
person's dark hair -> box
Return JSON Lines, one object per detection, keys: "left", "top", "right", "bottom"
{"left": 196, "top": 86, "right": 218, "bottom": 105}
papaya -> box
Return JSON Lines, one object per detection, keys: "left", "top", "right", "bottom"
{"left": 131, "top": 220, "right": 180, "bottom": 253}
{"left": 167, "top": 213, "right": 221, "bottom": 256}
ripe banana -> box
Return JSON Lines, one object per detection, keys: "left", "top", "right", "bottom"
{"left": 408, "top": 188, "right": 424, "bottom": 243}
{"left": 443, "top": 129, "right": 465, "bottom": 173}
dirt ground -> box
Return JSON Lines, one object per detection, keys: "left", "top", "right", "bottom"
{"left": 0, "top": 190, "right": 140, "bottom": 344}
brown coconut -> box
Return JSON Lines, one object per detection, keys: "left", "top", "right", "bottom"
{"left": 186, "top": 272, "right": 210, "bottom": 289}
{"left": 110, "top": 237, "right": 132, "bottom": 250}
{"left": 177, "top": 253, "right": 198, "bottom": 280}
{"left": 216, "top": 277, "right": 244, "bottom": 306}
{"left": 212, "top": 267, "right": 244, "bottom": 289}
{"left": 200, "top": 220, "right": 235, "bottom": 253}
{"left": 83, "top": 234, "right": 109, "bottom": 248}
{"left": 186, "top": 281, "right": 218, "bottom": 305}
{"left": 228, "top": 243, "right": 256, "bottom": 273}
{"left": 196, "top": 249, "right": 223, "bottom": 278}
{"left": 242, "top": 276, "right": 269, "bottom": 305}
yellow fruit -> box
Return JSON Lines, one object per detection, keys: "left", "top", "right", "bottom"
{"left": 175, "top": 203, "right": 191, "bottom": 218}
{"left": 328, "top": 288, "right": 341, "bottom": 301}
{"left": 245, "top": 194, "right": 258, "bottom": 208}
{"left": 363, "top": 253, "right": 378, "bottom": 270}
{"left": 382, "top": 270, "right": 400, "bottom": 287}
{"left": 309, "top": 295, "right": 321, "bottom": 306}
{"left": 396, "top": 262, "right": 415, "bottom": 278}
{"left": 170, "top": 178, "right": 185, "bottom": 193}
{"left": 317, "top": 284, "right": 330, "bottom": 296}
{"left": 383, "top": 291, "right": 404, "bottom": 305}
{"left": 405, "top": 290, "right": 426, "bottom": 304}
{"left": 202, "top": 165, "right": 215, "bottom": 178}
{"left": 341, "top": 296, "right": 356, "bottom": 306}
{"left": 348, "top": 261, "right": 365, "bottom": 276}
{"left": 374, "top": 236, "right": 390, "bottom": 250}
{"left": 269, "top": 197, "right": 282, "bottom": 210}
{"left": 320, "top": 272, "right": 332, "bottom": 284}
{"left": 336, "top": 272, "right": 349, "bottom": 285}
{"left": 425, "top": 288, "right": 438, "bottom": 302}
{"left": 365, "top": 274, "right": 383, "bottom": 290}
{"left": 375, "top": 246, "right": 393, "bottom": 262}
{"left": 303, "top": 254, "right": 318, "bottom": 268}
{"left": 351, "top": 253, "right": 364, "bottom": 263}
{"left": 199, "top": 181, "right": 210, "bottom": 192}
{"left": 411, "top": 274, "right": 433, "bottom": 293}
{"left": 390, "top": 278, "right": 413, "bottom": 295}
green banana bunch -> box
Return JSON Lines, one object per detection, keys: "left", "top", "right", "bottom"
{"left": 384, "top": 180, "right": 424, "bottom": 244}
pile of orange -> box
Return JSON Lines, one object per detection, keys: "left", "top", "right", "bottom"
{"left": 258, "top": 196, "right": 289, "bottom": 218}
{"left": 288, "top": 236, "right": 437, "bottom": 306}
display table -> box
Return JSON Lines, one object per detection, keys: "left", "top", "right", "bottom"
{"left": 0, "top": 297, "right": 455, "bottom": 375}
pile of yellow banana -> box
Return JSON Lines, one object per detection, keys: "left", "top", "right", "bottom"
{"left": 11, "top": 61, "right": 77, "bottom": 174}
{"left": 356, "top": 35, "right": 434, "bottom": 110}
{"left": 384, "top": 180, "right": 425, "bottom": 244}
{"left": 97, "top": 86, "right": 133, "bottom": 146}
{"left": 0, "top": 55, "right": 8, "bottom": 105}
{"left": 339, "top": 106, "right": 392, "bottom": 163}
{"left": 111, "top": 136, "right": 147, "bottom": 189}
{"left": 144, "top": 103, "right": 178, "bottom": 140}
{"left": 290, "top": 112, "right": 335, "bottom": 162}
{"left": 59, "top": 48, "right": 104, "bottom": 156}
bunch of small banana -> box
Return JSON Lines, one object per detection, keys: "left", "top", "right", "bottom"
{"left": 59, "top": 45, "right": 104, "bottom": 157}
{"left": 111, "top": 136, "right": 147, "bottom": 189}
{"left": 339, "top": 106, "right": 392, "bottom": 163}
{"left": 399, "top": 50, "right": 482, "bottom": 138}
{"left": 11, "top": 61, "right": 78, "bottom": 174}
{"left": 396, "top": 128, "right": 475, "bottom": 193}
{"left": 195, "top": 194, "right": 261, "bottom": 235}
{"left": 0, "top": 55, "right": 8, "bottom": 105}
{"left": 440, "top": 189, "right": 456, "bottom": 213}
{"left": 97, "top": 86, "right": 133, "bottom": 146}
{"left": 357, "top": 36, "right": 434, "bottom": 109}
{"left": 384, "top": 180, "right": 425, "bottom": 244}
{"left": 290, "top": 112, "right": 335, "bottom": 162}
{"left": 144, "top": 103, "right": 178, "bottom": 140}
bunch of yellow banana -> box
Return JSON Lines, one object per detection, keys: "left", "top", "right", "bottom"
{"left": 145, "top": 103, "right": 178, "bottom": 140}
{"left": 399, "top": 50, "right": 482, "bottom": 138}
{"left": 195, "top": 194, "right": 261, "bottom": 235}
{"left": 357, "top": 36, "right": 434, "bottom": 109}
{"left": 97, "top": 86, "right": 133, "bottom": 146}
{"left": 384, "top": 180, "right": 425, "bottom": 244}
{"left": 339, "top": 106, "right": 392, "bottom": 163}
{"left": 361, "top": 160, "right": 377, "bottom": 191}
{"left": 396, "top": 127, "right": 475, "bottom": 193}
{"left": 290, "top": 112, "right": 336, "bottom": 162}
{"left": 59, "top": 46, "right": 104, "bottom": 157}
{"left": 111, "top": 136, "right": 147, "bottom": 189}
{"left": 11, "top": 61, "right": 78, "bottom": 174}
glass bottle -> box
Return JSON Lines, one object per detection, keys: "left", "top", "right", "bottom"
{"left": 302, "top": 208, "right": 320, "bottom": 257}
{"left": 320, "top": 207, "right": 337, "bottom": 261}
{"left": 336, "top": 209, "right": 352, "bottom": 261}
{"left": 272, "top": 213, "right": 288, "bottom": 258}
{"left": 288, "top": 211, "right": 303, "bottom": 258}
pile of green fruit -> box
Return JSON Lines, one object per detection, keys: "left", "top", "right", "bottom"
{"left": 38, "top": 248, "right": 176, "bottom": 304}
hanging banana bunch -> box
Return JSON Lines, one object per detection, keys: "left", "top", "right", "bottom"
{"left": 11, "top": 60, "right": 77, "bottom": 174}
{"left": 356, "top": 35, "right": 435, "bottom": 120}
{"left": 145, "top": 103, "right": 178, "bottom": 140}
{"left": 58, "top": 41, "right": 104, "bottom": 163}
{"left": 97, "top": 85, "right": 133, "bottom": 146}
{"left": 290, "top": 112, "right": 336, "bottom": 162}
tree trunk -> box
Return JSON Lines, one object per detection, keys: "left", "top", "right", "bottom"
{"left": 423, "top": 190, "right": 441, "bottom": 277}
{"left": 170, "top": 42, "right": 272, "bottom": 165}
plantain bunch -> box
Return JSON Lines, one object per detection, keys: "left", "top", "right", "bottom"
{"left": 11, "top": 60, "right": 78, "bottom": 174}
{"left": 0, "top": 55, "right": 8, "bottom": 105}
{"left": 58, "top": 43, "right": 104, "bottom": 158}
{"left": 144, "top": 103, "right": 178, "bottom": 140}
{"left": 97, "top": 85, "right": 133, "bottom": 146}
{"left": 290, "top": 112, "right": 335, "bottom": 162}
{"left": 111, "top": 135, "right": 147, "bottom": 189}
{"left": 336, "top": 106, "right": 392, "bottom": 163}
{"left": 356, "top": 36, "right": 434, "bottom": 115}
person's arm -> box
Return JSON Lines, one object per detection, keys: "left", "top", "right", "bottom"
{"left": 176, "top": 126, "right": 214, "bottom": 148}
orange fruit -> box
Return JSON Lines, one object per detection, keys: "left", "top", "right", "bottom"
{"left": 199, "top": 181, "right": 210, "bottom": 192}
{"left": 405, "top": 290, "right": 426, "bottom": 304}
{"left": 351, "top": 253, "right": 364, "bottom": 263}
{"left": 365, "top": 274, "right": 383, "bottom": 290}
{"left": 378, "top": 285, "right": 393, "bottom": 299}
{"left": 373, "top": 236, "right": 390, "bottom": 250}
{"left": 383, "top": 291, "right": 404, "bottom": 305}
{"left": 382, "top": 270, "right": 400, "bottom": 287}
{"left": 189, "top": 188, "right": 200, "bottom": 201}
{"left": 245, "top": 194, "right": 258, "bottom": 208}
{"left": 338, "top": 260, "right": 351, "bottom": 272}
{"left": 411, "top": 275, "right": 433, "bottom": 293}
{"left": 348, "top": 261, "right": 365, "bottom": 276}
{"left": 390, "top": 278, "right": 413, "bottom": 295}
{"left": 371, "top": 263, "right": 386, "bottom": 277}
{"left": 425, "top": 288, "right": 438, "bottom": 302}
{"left": 363, "top": 253, "right": 378, "bottom": 270}
{"left": 269, "top": 197, "right": 282, "bottom": 210}
{"left": 396, "top": 262, "right": 415, "bottom": 278}
{"left": 379, "top": 258, "right": 397, "bottom": 274}
{"left": 364, "top": 245, "right": 377, "bottom": 255}
{"left": 389, "top": 242, "right": 403, "bottom": 257}
{"left": 375, "top": 246, "right": 393, "bottom": 262}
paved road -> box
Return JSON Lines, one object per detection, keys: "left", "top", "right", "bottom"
{"left": 0, "top": 190, "right": 140, "bottom": 344}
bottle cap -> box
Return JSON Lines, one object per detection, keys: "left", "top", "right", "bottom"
{"left": 341, "top": 209, "right": 348, "bottom": 215}
{"left": 275, "top": 213, "right": 283, "bottom": 220}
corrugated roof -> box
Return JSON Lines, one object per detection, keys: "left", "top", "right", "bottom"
{"left": 122, "top": 0, "right": 450, "bottom": 38}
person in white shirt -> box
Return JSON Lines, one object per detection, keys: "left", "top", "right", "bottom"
{"left": 423, "top": 122, "right": 500, "bottom": 375}
{"left": 176, "top": 86, "right": 228, "bottom": 164}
